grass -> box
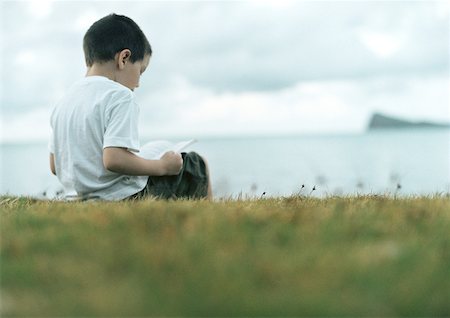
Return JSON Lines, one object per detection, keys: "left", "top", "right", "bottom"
{"left": 1, "top": 195, "right": 450, "bottom": 316}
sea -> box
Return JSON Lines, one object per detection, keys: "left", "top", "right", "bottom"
{"left": 1, "top": 128, "right": 449, "bottom": 199}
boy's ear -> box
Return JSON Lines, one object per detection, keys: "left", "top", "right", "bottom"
{"left": 116, "top": 49, "right": 132, "bottom": 69}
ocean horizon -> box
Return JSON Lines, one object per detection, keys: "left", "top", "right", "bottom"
{"left": 1, "top": 128, "right": 449, "bottom": 199}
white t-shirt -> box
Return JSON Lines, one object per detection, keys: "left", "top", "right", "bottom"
{"left": 49, "top": 76, "right": 148, "bottom": 200}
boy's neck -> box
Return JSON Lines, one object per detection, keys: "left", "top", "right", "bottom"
{"left": 86, "top": 62, "right": 116, "bottom": 81}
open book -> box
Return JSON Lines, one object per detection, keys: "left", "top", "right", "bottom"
{"left": 137, "top": 139, "right": 197, "bottom": 160}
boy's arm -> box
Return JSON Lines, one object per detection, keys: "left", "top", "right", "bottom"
{"left": 49, "top": 153, "right": 56, "bottom": 175}
{"left": 103, "top": 147, "right": 182, "bottom": 176}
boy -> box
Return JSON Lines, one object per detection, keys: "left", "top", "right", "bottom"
{"left": 49, "top": 13, "right": 211, "bottom": 200}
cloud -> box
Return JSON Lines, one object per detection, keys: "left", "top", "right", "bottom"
{"left": 357, "top": 30, "right": 404, "bottom": 59}
{"left": 136, "top": 73, "right": 449, "bottom": 139}
{"left": 141, "top": 1, "right": 448, "bottom": 92}
{"left": 27, "top": 0, "right": 53, "bottom": 19}
{"left": 0, "top": 1, "right": 449, "bottom": 142}
{"left": 1, "top": 107, "right": 52, "bottom": 143}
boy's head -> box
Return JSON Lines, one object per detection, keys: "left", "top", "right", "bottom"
{"left": 83, "top": 13, "right": 152, "bottom": 66}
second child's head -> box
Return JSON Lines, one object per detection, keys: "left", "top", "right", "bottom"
{"left": 83, "top": 14, "right": 152, "bottom": 90}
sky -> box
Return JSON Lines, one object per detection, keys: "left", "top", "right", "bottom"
{"left": 0, "top": 0, "right": 449, "bottom": 142}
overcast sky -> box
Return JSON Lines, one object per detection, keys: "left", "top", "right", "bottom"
{"left": 0, "top": 0, "right": 449, "bottom": 142}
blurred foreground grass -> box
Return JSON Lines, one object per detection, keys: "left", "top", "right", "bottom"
{"left": 1, "top": 195, "right": 449, "bottom": 316}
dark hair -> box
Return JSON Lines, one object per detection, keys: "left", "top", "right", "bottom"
{"left": 83, "top": 13, "right": 152, "bottom": 66}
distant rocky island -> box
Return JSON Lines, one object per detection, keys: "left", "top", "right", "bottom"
{"left": 368, "top": 113, "right": 450, "bottom": 130}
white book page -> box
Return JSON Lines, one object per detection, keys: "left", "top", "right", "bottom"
{"left": 138, "top": 139, "right": 197, "bottom": 160}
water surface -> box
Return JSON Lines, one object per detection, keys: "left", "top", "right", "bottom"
{"left": 1, "top": 129, "right": 449, "bottom": 198}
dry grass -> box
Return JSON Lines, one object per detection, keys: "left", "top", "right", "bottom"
{"left": 1, "top": 195, "right": 450, "bottom": 316}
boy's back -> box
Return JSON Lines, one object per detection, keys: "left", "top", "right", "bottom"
{"left": 49, "top": 76, "right": 147, "bottom": 200}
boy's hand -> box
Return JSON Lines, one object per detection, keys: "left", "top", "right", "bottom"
{"left": 160, "top": 151, "right": 183, "bottom": 175}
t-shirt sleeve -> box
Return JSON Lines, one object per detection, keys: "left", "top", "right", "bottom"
{"left": 103, "top": 95, "right": 141, "bottom": 152}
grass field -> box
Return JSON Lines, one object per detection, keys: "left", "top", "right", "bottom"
{"left": 1, "top": 195, "right": 449, "bottom": 316}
